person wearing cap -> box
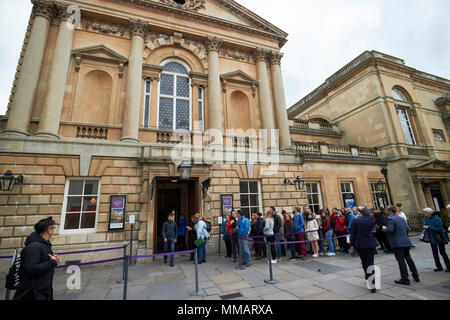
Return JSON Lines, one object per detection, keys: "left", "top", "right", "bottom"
{"left": 383, "top": 206, "right": 419, "bottom": 285}
{"left": 14, "top": 217, "right": 59, "bottom": 300}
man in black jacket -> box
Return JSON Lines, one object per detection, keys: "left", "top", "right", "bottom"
{"left": 162, "top": 213, "right": 178, "bottom": 267}
{"left": 254, "top": 212, "right": 266, "bottom": 259}
{"left": 14, "top": 217, "right": 59, "bottom": 300}
{"left": 271, "top": 207, "right": 283, "bottom": 261}
{"left": 374, "top": 208, "right": 393, "bottom": 253}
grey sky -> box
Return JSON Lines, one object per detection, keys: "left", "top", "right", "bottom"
{"left": 0, "top": 0, "right": 449, "bottom": 116}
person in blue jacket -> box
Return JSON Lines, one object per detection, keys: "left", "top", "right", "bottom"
{"left": 423, "top": 208, "right": 450, "bottom": 272}
{"left": 293, "top": 207, "right": 307, "bottom": 258}
{"left": 177, "top": 215, "right": 187, "bottom": 251}
{"left": 236, "top": 210, "right": 251, "bottom": 267}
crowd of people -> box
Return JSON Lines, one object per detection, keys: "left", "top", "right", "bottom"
{"left": 8, "top": 204, "right": 449, "bottom": 299}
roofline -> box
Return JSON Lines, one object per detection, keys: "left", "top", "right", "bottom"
{"left": 288, "top": 50, "right": 450, "bottom": 118}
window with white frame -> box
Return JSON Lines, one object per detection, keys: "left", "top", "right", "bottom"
{"left": 396, "top": 107, "right": 416, "bottom": 145}
{"left": 370, "top": 182, "right": 386, "bottom": 209}
{"left": 198, "top": 87, "right": 204, "bottom": 131}
{"left": 340, "top": 182, "right": 356, "bottom": 207}
{"left": 158, "top": 61, "right": 191, "bottom": 131}
{"left": 306, "top": 182, "right": 323, "bottom": 215}
{"left": 143, "top": 79, "right": 152, "bottom": 128}
{"left": 239, "top": 180, "right": 262, "bottom": 219}
{"left": 62, "top": 180, "right": 100, "bottom": 232}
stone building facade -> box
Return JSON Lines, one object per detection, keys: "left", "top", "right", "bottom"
{"left": 0, "top": 0, "right": 307, "bottom": 268}
{"left": 288, "top": 51, "right": 450, "bottom": 223}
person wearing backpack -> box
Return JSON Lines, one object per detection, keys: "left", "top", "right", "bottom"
{"left": 13, "top": 217, "right": 59, "bottom": 300}
{"left": 193, "top": 213, "right": 209, "bottom": 264}
{"left": 423, "top": 208, "right": 450, "bottom": 272}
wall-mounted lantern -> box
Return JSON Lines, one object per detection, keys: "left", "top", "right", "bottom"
{"left": 0, "top": 170, "right": 24, "bottom": 192}
{"left": 283, "top": 176, "right": 305, "bottom": 191}
{"left": 202, "top": 178, "right": 211, "bottom": 199}
{"left": 178, "top": 158, "right": 192, "bottom": 180}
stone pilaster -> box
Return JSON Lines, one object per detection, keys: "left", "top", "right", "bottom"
{"left": 3, "top": 0, "right": 54, "bottom": 137}
{"left": 205, "top": 36, "right": 223, "bottom": 143}
{"left": 255, "top": 48, "right": 275, "bottom": 148}
{"left": 269, "top": 51, "right": 291, "bottom": 149}
{"left": 121, "top": 19, "right": 149, "bottom": 143}
{"left": 35, "top": 3, "right": 75, "bottom": 139}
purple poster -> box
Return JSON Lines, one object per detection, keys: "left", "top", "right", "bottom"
{"left": 109, "top": 195, "right": 126, "bottom": 231}
{"left": 221, "top": 194, "right": 233, "bottom": 218}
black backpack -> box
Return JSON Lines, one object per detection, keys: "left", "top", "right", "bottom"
{"left": 5, "top": 250, "right": 23, "bottom": 290}
{"left": 205, "top": 220, "right": 212, "bottom": 233}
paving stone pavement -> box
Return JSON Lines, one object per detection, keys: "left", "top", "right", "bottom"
{"left": 1, "top": 237, "right": 449, "bottom": 300}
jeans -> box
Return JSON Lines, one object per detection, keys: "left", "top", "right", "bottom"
{"left": 325, "top": 230, "right": 335, "bottom": 253}
{"left": 318, "top": 231, "right": 324, "bottom": 253}
{"left": 288, "top": 243, "right": 297, "bottom": 259}
{"left": 224, "top": 239, "right": 232, "bottom": 257}
{"left": 238, "top": 238, "right": 251, "bottom": 264}
{"left": 393, "top": 247, "right": 418, "bottom": 280}
{"left": 430, "top": 243, "right": 450, "bottom": 270}
{"left": 197, "top": 241, "right": 206, "bottom": 263}
{"left": 275, "top": 234, "right": 282, "bottom": 259}
{"left": 164, "top": 239, "right": 175, "bottom": 264}
{"left": 230, "top": 235, "right": 239, "bottom": 260}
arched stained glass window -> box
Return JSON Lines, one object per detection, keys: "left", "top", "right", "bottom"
{"left": 158, "top": 61, "right": 191, "bottom": 131}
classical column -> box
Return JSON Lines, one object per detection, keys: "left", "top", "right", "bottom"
{"left": 269, "top": 51, "right": 291, "bottom": 149}
{"left": 35, "top": 3, "right": 75, "bottom": 139}
{"left": 255, "top": 48, "right": 275, "bottom": 148}
{"left": 3, "top": 0, "right": 54, "bottom": 137}
{"left": 413, "top": 179, "right": 427, "bottom": 211}
{"left": 121, "top": 19, "right": 148, "bottom": 143}
{"left": 205, "top": 36, "right": 223, "bottom": 144}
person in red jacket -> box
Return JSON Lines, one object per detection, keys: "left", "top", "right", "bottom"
{"left": 332, "top": 209, "right": 349, "bottom": 254}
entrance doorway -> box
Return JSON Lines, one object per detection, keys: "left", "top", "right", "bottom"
{"left": 429, "top": 182, "right": 445, "bottom": 212}
{"left": 154, "top": 178, "right": 199, "bottom": 253}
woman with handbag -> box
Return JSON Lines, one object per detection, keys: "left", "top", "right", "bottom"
{"left": 423, "top": 208, "right": 450, "bottom": 272}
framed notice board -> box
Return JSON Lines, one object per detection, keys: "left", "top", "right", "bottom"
{"left": 108, "top": 195, "right": 126, "bottom": 231}
{"left": 221, "top": 194, "right": 233, "bottom": 220}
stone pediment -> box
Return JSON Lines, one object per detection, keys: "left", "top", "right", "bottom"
{"left": 408, "top": 159, "right": 450, "bottom": 171}
{"left": 111, "top": 0, "right": 287, "bottom": 45}
{"left": 72, "top": 45, "right": 128, "bottom": 63}
{"left": 71, "top": 45, "right": 128, "bottom": 77}
{"left": 220, "top": 70, "right": 258, "bottom": 85}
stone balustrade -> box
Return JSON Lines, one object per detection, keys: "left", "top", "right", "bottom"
{"left": 292, "top": 119, "right": 340, "bottom": 135}
{"left": 292, "top": 141, "right": 380, "bottom": 160}
{"left": 76, "top": 126, "right": 108, "bottom": 139}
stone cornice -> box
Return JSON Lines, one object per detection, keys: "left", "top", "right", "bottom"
{"left": 106, "top": 0, "right": 287, "bottom": 47}
{"left": 129, "top": 18, "right": 149, "bottom": 40}
{"left": 189, "top": 71, "right": 208, "bottom": 87}
{"left": 205, "top": 36, "right": 223, "bottom": 52}
{"left": 142, "top": 63, "right": 163, "bottom": 80}
{"left": 288, "top": 50, "right": 450, "bottom": 118}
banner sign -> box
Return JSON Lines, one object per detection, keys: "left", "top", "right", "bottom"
{"left": 109, "top": 195, "right": 126, "bottom": 231}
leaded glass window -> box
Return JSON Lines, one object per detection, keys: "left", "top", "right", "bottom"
{"left": 158, "top": 61, "right": 191, "bottom": 131}
{"left": 396, "top": 107, "right": 416, "bottom": 145}
{"left": 143, "top": 79, "right": 152, "bottom": 128}
{"left": 198, "top": 87, "right": 204, "bottom": 131}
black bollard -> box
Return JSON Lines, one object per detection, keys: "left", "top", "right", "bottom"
{"left": 264, "top": 241, "right": 278, "bottom": 285}
{"left": 123, "top": 254, "right": 129, "bottom": 300}
{"left": 190, "top": 249, "right": 205, "bottom": 296}
{"left": 130, "top": 224, "right": 134, "bottom": 266}
{"left": 116, "top": 245, "right": 127, "bottom": 284}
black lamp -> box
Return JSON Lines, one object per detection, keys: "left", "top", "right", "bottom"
{"left": 375, "top": 179, "right": 386, "bottom": 193}
{"left": 178, "top": 158, "right": 192, "bottom": 180}
{"left": 284, "top": 176, "right": 305, "bottom": 191}
{"left": 0, "top": 170, "right": 24, "bottom": 192}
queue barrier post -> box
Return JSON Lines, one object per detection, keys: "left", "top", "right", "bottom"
{"left": 264, "top": 241, "right": 278, "bottom": 285}
{"left": 116, "top": 244, "right": 127, "bottom": 284}
{"left": 123, "top": 254, "right": 129, "bottom": 300}
{"left": 190, "top": 248, "right": 205, "bottom": 296}
{"left": 4, "top": 249, "right": 17, "bottom": 301}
